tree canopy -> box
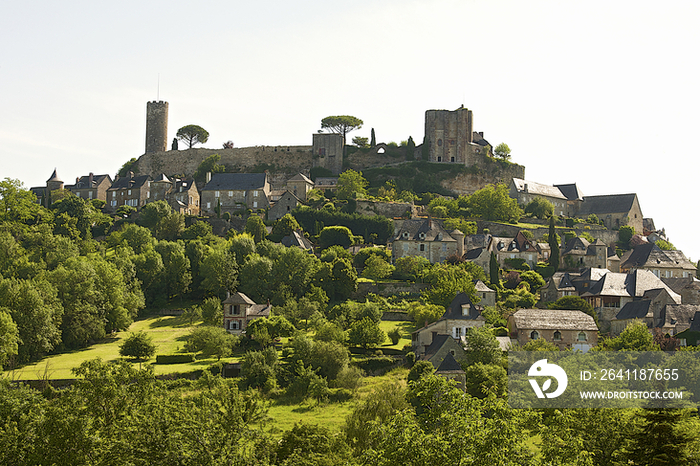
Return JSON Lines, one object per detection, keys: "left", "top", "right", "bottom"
{"left": 176, "top": 125, "right": 210, "bottom": 149}
{"left": 321, "top": 115, "right": 363, "bottom": 143}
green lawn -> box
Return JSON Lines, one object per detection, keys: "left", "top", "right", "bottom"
{"left": 378, "top": 320, "right": 414, "bottom": 350}
{"left": 5, "top": 315, "right": 240, "bottom": 380}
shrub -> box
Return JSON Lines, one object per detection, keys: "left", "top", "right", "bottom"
{"left": 156, "top": 353, "right": 197, "bottom": 364}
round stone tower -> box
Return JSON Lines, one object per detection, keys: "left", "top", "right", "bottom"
{"left": 145, "top": 101, "right": 169, "bottom": 154}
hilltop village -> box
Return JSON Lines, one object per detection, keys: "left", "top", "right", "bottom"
{"left": 2, "top": 102, "right": 699, "bottom": 463}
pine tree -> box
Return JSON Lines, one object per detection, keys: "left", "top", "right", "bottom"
{"left": 548, "top": 216, "right": 560, "bottom": 272}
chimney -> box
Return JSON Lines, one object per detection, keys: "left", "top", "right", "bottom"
{"left": 88, "top": 172, "right": 94, "bottom": 186}
{"left": 206, "top": 172, "right": 212, "bottom": 183}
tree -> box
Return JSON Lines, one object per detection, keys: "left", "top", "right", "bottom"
{"left": 524, "top": 197, "right": 554, "bottom": 219}
{"left": 193, "top": 153, "right": 225, "bottom": 183}
{"left": 629, "top": 409, "right": 700, "bottom": 466}
{"left": 618, "top": 225, "right": 635, "bottom": 245}
{"left": 464, "top": 363, "right": 507, "bottom": 399}
{"left": 406, "top": 302, "right": 445, "bottom": 327}
{"left": 601, "top": 320, "right": 657, "bottom": 351}
{"left": 489, "top": 252, "right": 500, "bottom": 286}
{"left": 119, "top": 331, "right": 156, "bottom": 361}
{"left": 361, "top": 255, "right": 395, "bottom": 280}
{"left": 176, "top": 124, "right": 209, "bottom": 149}
{"left": 370, "top": 128, "right": 376, "bottom": 147}
{"left": 0, "top": 308, "right": 19, "bottom": 369}
{"left": 184, "top": 325, "right": 238, "bottom": 360}
{"left": 0, "top": 178, "right": 47, "bottom": 224}
{"left": 407, "top": 360, "right": 435, "bottom": 382}
{"left": 319, "top": 225, "right": 355, "bottom": 249}
{"left": 244, "top": 215, "right": 267, "bottom": 243}
{"left": 200, "top": 297, "right": 223, "bottom": 326}
{"left": 321, "top": 115, "right": 363, "bottom": 143}
{"left": 420, "top": 263, "right": 478, "bottom": 309}
{"left": 461, "top": 326, "right": 502, "bottom": 366}
{"left": 394, "top": 255, "right": 430, "bottom": 281}
{"left": 117, "top": 158, "right": 139, "bottom": 178}
{"left": 548, "top": 216, "right": 560, "bottom": 271}
{"left": 348, "top": 317, "right": 386, "bottom": 349}
{"left": 494, "top": 142, "right": 511, "bottom": 160}
{"left": 548, "top": 295, "right": 597, "bottom": 324}
{"left": 463, "top": 183, "right": 523, "bottom": 222}
{"left": 352, "top": 136, "right": 369, "bottom": 148}
{"left": 405, "top": 136, "right": 416, "bottom": 160}
{"left": 271, "top": 213, "right": 301, "bottom": 238}
{"left": 336, "top": 169, "right": 368, "bottom": 200}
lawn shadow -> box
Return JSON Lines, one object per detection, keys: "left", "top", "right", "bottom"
{"left": 148, "top": 314, "right": 193, "bottom": 329}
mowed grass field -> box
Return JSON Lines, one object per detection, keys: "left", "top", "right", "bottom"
{"left": 5, "top": 315, "right": 415, "bottom": 381}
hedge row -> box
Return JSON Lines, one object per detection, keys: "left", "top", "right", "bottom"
{"left": 155, "top": 353, "right": 196, "bottom": 364}
{"left": 292, "top": 206, "right": 394, "bottom": 244}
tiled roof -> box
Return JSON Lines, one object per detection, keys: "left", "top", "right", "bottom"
{"left": 109, "top": 175, "right": 150, "bottom": 190}
{"left": 554, "top": 183, "right": 584, "bottom": 201}
{"left": 288, "top": 173, "right": 313, "bottom": 184}
{"left": 659, "top": 304, "right": 700, "bottom": 333}
{"left": 441, "top": 292, "right": 483, "bottom": 321}
{"left": 577, "top": 193, "right": 638, "bottom": 216}
{"left": 436, "top": 352, "right": 464, "bottom": 373}
{"left": 511, "top": 309, "right": 598, "bottom": 331}
{"left": 464, "top": 247, "right": 485, "bottom": 260}
{"left": 614, "top": 300, "right": 652, "bottom": 320}
{"left": 223, "top": 292, "right": 256, "bottom": 305}
{"left": 394, "top": 218, "right": 456, "bottom": 242}
{"left": 511, "top": 178, "right": 567, "bottom": 200}
{"left": 203, "top": 173, "right": 267, "bottom": 191}
{"left": 73, "top": 174, "right": 111, "bottom": 189}
{"left": 583, "top": 270, "right": 681, "bottom": 303}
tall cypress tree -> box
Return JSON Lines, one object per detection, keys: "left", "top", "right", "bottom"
{"left": 548, "top": 216, "right": 560, "bottom": 271}
{"left": 370, "top": 128, "right": 376, "bottom": 147}
{"left": 489, "top": 252, "right": 499, "bottom": 286}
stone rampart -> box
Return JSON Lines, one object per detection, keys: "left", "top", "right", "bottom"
{"left": 477, "top": 221, "right": 620, "bottom": 246}
{"left": 355, "top": 200, "right": 420, "bottom": 218}
{"left": 135, "top": 146, "right": 313, "bottom": 181}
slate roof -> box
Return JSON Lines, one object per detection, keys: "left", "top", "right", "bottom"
{"left": 174, "top": 178, "right": 196, "bottom": 192}
{"left": 464, "top": 247, "right": 485, "bottom": 260}
{"left": 441, "top": 292, "right": 483, "bottom": 321}
{"left": 47, "top": 169, "right": 62, "bottom": 183}
{"left": 109, "top": 175, "right": 150, "bottom": 190}
{"left": 684, "top": 312, "right": 700, "bottom": 332}
{"left": 614, "top": 300, "right": 652, "bottom": 320}
{"left": 436, "top": 352, "right": 464, "bottom": 373}
{"left": 620, "top": 244, "right": 697, "bottom": 272}
{"left": 659, "top": 304, "right": 700, "bottom": 333}
{"left": 248, "top": 304, "right": 272, "bottom": 318}
{"left": 281, "top": 230, "right": 313, "bottom": 251}
{"left": 152, "top": 173, "right": 170, "bottom": 183}
{"left": 662, "top": 277, "right": 700, "bottom": 294}
{"left": 288, "top": 173, "right": 314, "bottom": 185}
{"left": 223, "top": 292, "right": 256, "bottom": 305}
{"left": 582, "top": 270, "right": 682, "bottom": 303}
{"left": 511, "top": 178, "right": 567, "bottom": 200}
{"left": 423, "top": 334, "right": 451, "bottom": 361}
{"left": 394, "top": 219, "right": 457, "bottom": 242}
{"left": 474, "top": 280, "right": 494, "bottom": 293}
{"left": 511, "top": 309, "right": 599, "bottom": 331}
{"left": 554, "top": 183, "right": 584, "bottom": 201}
{"left": 202, "top": 173, "right": 267, "bottom": 191}
{"left": 562, "top": 237, "right": 592, "bottom": 256}
{"left": 577, "top": 193, "right": 638, "bottom": 216}
{"left": 72, "top": 174, "right": 112, "bottom": 189}
{"left": 490, "top": 231, "right": 536, "bottom": 254}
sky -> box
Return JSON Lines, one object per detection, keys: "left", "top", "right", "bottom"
{"left": 2, "top": 0, "right": 699, "bottom": 259}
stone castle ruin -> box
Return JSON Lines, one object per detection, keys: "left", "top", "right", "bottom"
{"left": 133, "top": 102, "right": 523, "bottom": 192}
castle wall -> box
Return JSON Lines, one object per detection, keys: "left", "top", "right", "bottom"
{"left": 135, "top": 146, "right": 314, "bottom": 182}
{"left": 425, "top": 108, "right": 476, "bottom": 165}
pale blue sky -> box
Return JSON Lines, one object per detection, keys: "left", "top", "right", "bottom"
{"left": 2, "top": 0, "right": 699, "bottom": 259}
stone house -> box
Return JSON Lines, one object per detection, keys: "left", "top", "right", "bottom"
{"left": 66, "top": 173, "right": 113, "bottom": 203}
{"left": 268, "top": 191, "right": 302, "bottom": 221}
{"left": 488, "top": 231, "right": 541, "bottom": 268}
{"left": 474, "top": 280, "right": 496, "bottom": 307}
{"left": 509, "top": 178, "right": 575, "bottom": 217}
{"left": 662, "top": 277, "right": 700, "bottom": 305}
{"left": 464, "top": 247, "right": 490, "bottom": 276}
{"left": 392, "top": 218, "right": 465, "bottom": 264}
{"left": 581, "top": 269, "right": 682, "bottom": 333}
{"left": 149, "top": 174, "right": 200, "bottom": 215}
{"left": 222, "top": 292, "right": 272, "bottom": 334}
{"left": 412, "top": 292, "right": 485, "bottom": 357}
{"left": 540, "top": 271, "right": 578, "bottom": 303}
{"left": 575, "top": 193, "right": 643, "bottom": 234}
{"left": 424, "top": 107, "right": 488, "bottom": 166}
{"left": 508, "top": 308, "right": 599, "bottom": 352}
{"left": 107, "top": 172, "right": 151, "bottom": 211}
{"left": 609, "top": 288, "right": 679, "bottom": 336}
{"left": 619, "top": 243, "right": 697, "bottom": 279}
{"left": 31, "top": 169, "right": 68, "bottom": 208}
{"left": 201, "top": 173, "right": 271, "bottom": 215}
{"left": 656, "top": 304, "right": 700, "bottom": 336}
{"left": 286, "top": 173, "right": 314, "bottom": 201}
{"left": 560, "top": 237, "right": 610, "bottom": 270}
{"left": 314, "top": 177, "right": 338, "bottom": 192}
{"left": 675, "top": 312, "right": 700, "bottom": 346}
{"left": 435, "top": 352, "right": 466, "bottom": 391}
{"left": 420, "top": 333, "right": 465, "bottom": 368}
{"left": 312, "top": 133, "right": 344, "bottom": 175}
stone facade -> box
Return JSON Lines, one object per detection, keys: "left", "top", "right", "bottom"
{"left": 508, "top": 309, "right": 599, "bottom": 352}
{"left": 107, "top": 173, "right": 151, "bottom": 211}
{"left": 268, "top": 191, "right": 301, "bottom": 221}
{"left": 425, "top": 107, "right": 483, "bottom": 165}
{"left": 201, "top": 173, "right": 271, "bottom": 215}
{"left": 312, "top": 133, "right": 344, "bottom": 175}
{"left": 145, "top": 101, "right": 168, "bottom": 154}
{"left": 222, "top": 292, "right": 271, "bottom": 335}
{"left": 355, "top": 200, "right": 418, "bottom": 219}
{"left": 392, "top": 218, "right": 464, "bottom": 264}
{"left": 67, "top": 173, "right": 112, "bottom": 203}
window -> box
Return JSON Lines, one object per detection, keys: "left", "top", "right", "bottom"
{"left": 437, "top": 139, "right": 443, "bottom": 146}
{"left": 206, "top": 202, "right": 211, "bottom": 209}
{"left": 450, "top": 157, "right": 455, "bottom": 162}
{"left": 215, "top": 191, "right": 220, "bottom": 198}
{"left": 112, "top": 192, "right": 116, "bottom": 198}
{"left": 233, "top": 305, "right": 240, "bottom": 315}
{"left": 229, "top": 321, "right": 239, "bottom": 330}
{"left": 128, "top": 189, "right": 131, "bottom": 195}
{"left": 553, "top": 331, "right": 562, "bottom": 341}
{"left": 253, "top": 201, "right": 258, "bottom": 208}
{"left": 530, "top": 331, "right": 539, "bottom": 340}
{"left": 577, "top": 332, "right": 587, "bottom": 342}
{"left": 229, "top": 191, "right": 233, "bottom": 197}
{"left": 455, "top": 327, "right": 462, "bottom": 338}
{"left": 419, "top": 244, "right": 425, "bottom": 252}
{"left": 437, "top": 156, "right": 442, "bottom": 162}
{"left": 254, "top": 191, "right": 259, "bottom": 197}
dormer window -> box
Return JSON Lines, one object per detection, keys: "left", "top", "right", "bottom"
{"left": 402, "top": 232, "right": 409, "bottom": 239}
{"left": 418, "top": 232, "right": 426, "bottom": 240}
